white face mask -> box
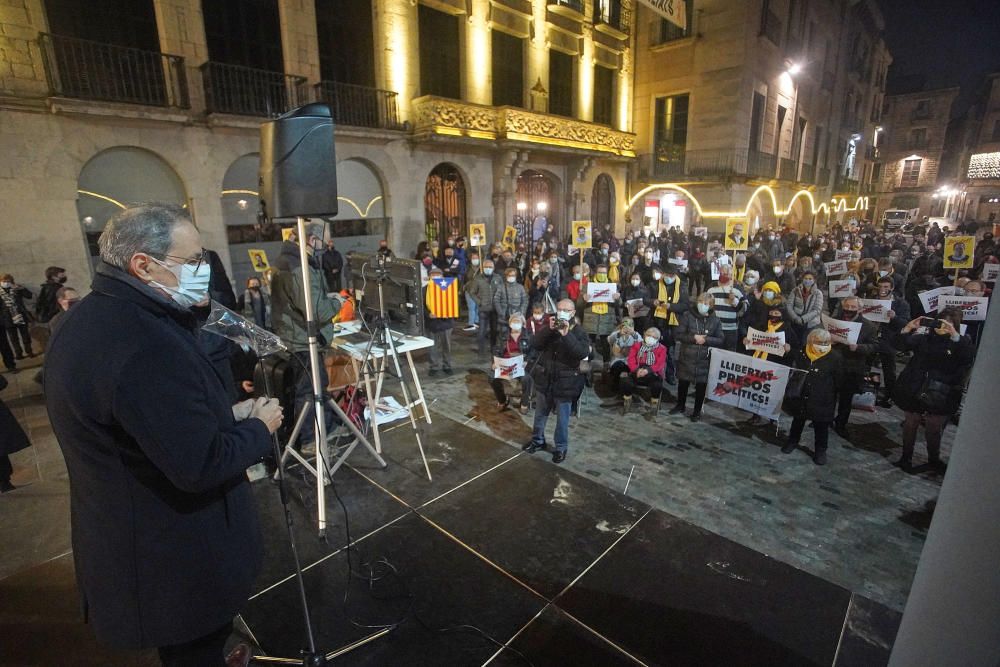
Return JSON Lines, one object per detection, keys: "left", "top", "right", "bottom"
{"left": 773, "top": 266, "right": 783, "bottom": 275}
{"left": 631, "top": 279, "right": 641, "bottom": 287}
{"left": 697, "top": 303, "right": 710, "bottom": 315}
{"left": 644, "top": 335, "right": 657, "bottom": 346}
{"left": 506, "top": 276, "right": 516, "bottom": 283}
{"left": 0, "top": 282, "right": 10, "bottom": 289}
{"left": 878, "top": 270, "right": 888, "bottom": 277}
{"left": 664, "top": 276, "right": 676, "bottom": 285}
{"left": 746, "top": 277, "right": 758, "bottom": 286}
{"left": 763, "top": 290, "right": 775, "bottom": 300}
{"left": 532, "top": 313, "right": 543, "bottom": 321}
{"left": 653, "top": 272, "right": 663, "bottom": 281}
{"left": 471, "top": 258, "right": 480, "bottom": 266}
{"left": 557, "top": 310, "right": 573, "bottom": 321}
{"left": 510, "top": 323, "right": 523, "bottom": 332}
{"left": 483, "top": 268, "right": 494, "bottom": 276}
{"left": 572, "top": 273, "right": 582, "bottom": 281}
{"left": 149, "top": 257, "right": 211, "bottom": 309}
{"left": 813, "top": 343, "right": 832, "bottom": 354}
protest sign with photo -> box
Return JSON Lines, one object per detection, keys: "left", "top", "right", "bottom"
{"left": 247, "top": 249, "right": 270, "bottom": 272}
{"left": 693, "top": 226, "right": 708, "bottom": 238}
{"left": 469, "top": 223, "right": 487, "bottom": 247}
{"left": 667, "top": 257, "right": 689, "bottom": 271}
{"left": 943, "top": 236, "right": 975, "bottom": 269}
{"left": 745, "top": 327, "right": 786, "bottom": 357}
{"left": 982, "top": 262, "right": 1000, "bottom": 282}
{"left": 828, "top": 279, "right": 856, "bottom": 298}
{"left": 724, "top": 218, "right": 749, "bottom": 250}
{"left": 493, "top": 355, "right": 525, "bottom": 379}
{"left": 858, "top": 299, "right": 893, "bottom": 323}
{"left": 821, "top": 314, "right": 862, "bottom": 345}
{"left": 586, "top": 282, "right": 618, "bottom": 303}
{"left": 940, "top": 295, "right": 989, "bottom": 321}
{"left": 917, "top": 285, "right": 955, "bottom": 314}
{"left": 571, "top": 220, "right": 592, "bottom": 249}
{"left": 501, "top": 225, "right": 517, "bottom": 251}
{"left": 706, "top": 349, "right": 791, "bottom": 418}
{"left": 824, "top": 259, "right": 848, "bottom": 276}
{"left": 835, "top": 249, "right": 854, "bottom": 262}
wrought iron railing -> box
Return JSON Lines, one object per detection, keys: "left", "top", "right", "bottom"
{"left": 39, "top": 32, "right": 188, "bottom": 108}
{"left": 779, "top": 157, "right": 798, "bottom": 181}
{"left": 747, "top": 149, "right": 777, "bottom": 179}
{"left": 594, "top": 1, "right": 631, "bottom": 33}
{"left": 201, "top": 61, "right": 306, "bottom": 117}
{"left": 818, "top": 167, "right": 831, "bottom": 187}
{"left": 314, "top": 80, "right": 404, "bottom": 130}
{"left": 799, "top": 163, "right": 816, "bottom": 184}
{"left": 636, "top": 148, "right": 782, "bottom": 182}
{"left": 548, "top": 0, "right": 584, "bottom": 14}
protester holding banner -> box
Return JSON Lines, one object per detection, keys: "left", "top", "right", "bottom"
{"left": 781, "top": 329, "right": 843, "bottom": 465}
{"left": 647, "top": 263, "right": 688, "bottom": 384}
{"left": 621, "top": 272, "right": 651, "bottom": 334}
{"left": 745, "top": 280, "right": 784, "bottom": 334}
{"left": 706, "top": 265, "right": 746, "bottom": 350}
{"left": 787, "top": 270, "right": 825, "bottom": 337}
{"left": 873, "top": 276, "right": 911, "bottom": 407}
{"left": 490, "top": 313, "right": 533, "bottom": 413}
{"left": 581, "top": 264, "right": 620, "bottom": 364}
{"left": 620, "top": 327, "right": 668, "bottom": 417}
{"left": 830, "top": 296, "right": 878, "bottom": 439}
{"left": 670, "top": 294, "right": 724, "bottom": 421}
{"left": 892, "top": 308, "right": 974, "bottom": 471}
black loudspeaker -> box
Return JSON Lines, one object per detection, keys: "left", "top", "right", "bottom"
{"left": 259, "top": 103, "right": 338, "bottom": 219}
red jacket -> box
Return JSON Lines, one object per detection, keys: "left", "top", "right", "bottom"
{"left": 627, "top": 341, "right": 667, "bottom": 377}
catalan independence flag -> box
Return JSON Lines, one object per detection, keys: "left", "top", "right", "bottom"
{"left": 426, "top": 276, "right": 459, "bottom": 318}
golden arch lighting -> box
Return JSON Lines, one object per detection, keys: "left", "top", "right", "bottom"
{"left": 626, "top": 184, "right": 868, "bottom": 219}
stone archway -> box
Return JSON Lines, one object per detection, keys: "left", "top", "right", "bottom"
{"left": 590, "top": 173, "right": 615, "bottom": 236}
{"left": 516, "top": 169, "right": 562, "bottom": 247}
{"left": 424, "top": 163, "right": 467, "bottom": 243}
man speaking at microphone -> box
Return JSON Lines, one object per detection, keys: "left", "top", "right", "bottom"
{"left": 45, "top": 204, "right": 283, "bottom": 666}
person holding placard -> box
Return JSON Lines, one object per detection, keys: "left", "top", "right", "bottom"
{"left": 621, "top": 327, "right": 668, "bottom": 417}
{"left": 490, "top": 313, "right": 533, "bottom": 413}
{"left": 787, "top": 270, "right": 825, "bottom": 338}
{"left": 873, "top": 276, "right": 910, "bottom": 408}
{"left": 830, "top": 296, "right": 878, "bottom": 440}
{"left": 581, "top": 264, "right": 620, "bottom": 366}
{"left": 743, "top": 302, "right": 799, "bottom": 426}
{"left": 647, "top": 264, "right": 688, "bottom": 385}
{"left": 781, "top": 329, "right": 843, "bottom": 465}
{"left": 892, "top": 307, "right": 973, "bottom": 472}
{"left": 670, "top": 293, "right": 724, "bottom": 421}
{"left": 706, "top": 266, "right": 746, "bottom": 351}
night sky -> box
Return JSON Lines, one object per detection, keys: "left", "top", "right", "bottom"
{"left": 879, "top": 0, "right": 1000, "bottom": 115}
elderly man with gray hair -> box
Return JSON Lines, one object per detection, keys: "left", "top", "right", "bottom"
{"left": 45, "top": 203, "right": 282, "bottom": 666}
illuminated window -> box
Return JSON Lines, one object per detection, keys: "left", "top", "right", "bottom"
{"left": 654, "top": 93, "right": 689, "bottom": 162}
{"left": 656, "top": 0, "right": 693, "bottom": 44}
{"left": 900, "top": 158, "right": 921, "bottom": 187}
{"left": 419, "top": 4, "right": 461, "bottom": 99}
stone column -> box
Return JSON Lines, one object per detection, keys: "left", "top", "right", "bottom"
{"left": 278, "top": 0, "right": 320, "bottom": 83}
{"left": 492, "top": 149, "right": 526, "bottom": 240}
{"left": 464, "top": 0, "right": 491, "bottom": 105}
{"left": 0, "top": 0, "right": 49, "bottom": 97}
{"left": 888, "top": 303, "right": 1000, "bottom": 666}
{"left": 152, "top": 0, "right": 209, "bottom": 111}
{"left": 373, "top": 0, "right": 419, "bottom": 123}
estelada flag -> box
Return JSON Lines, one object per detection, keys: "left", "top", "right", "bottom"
{"left": 426, "top": 276, "right": 459, "bottom": 318}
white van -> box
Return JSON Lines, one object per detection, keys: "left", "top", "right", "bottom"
{"left": 881, "top": 208, "right": 919, "bottom": 232}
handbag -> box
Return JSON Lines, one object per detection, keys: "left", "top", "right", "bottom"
{"left": 784, "top": 368, "right": 808, "bottom": 401}
{"left": 917, "top": 374, "right": 952, "bottom": 413}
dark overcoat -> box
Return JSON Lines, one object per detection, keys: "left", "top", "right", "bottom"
{"left": 44, "top": 264, "right": 272, "bottom": 649}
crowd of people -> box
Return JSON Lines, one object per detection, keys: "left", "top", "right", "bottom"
{"left": 412, "top": 218, "right": 993, "bottom": 467}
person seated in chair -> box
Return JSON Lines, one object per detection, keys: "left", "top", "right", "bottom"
{"left": 490, "top": 313, "right": 533, "bottom": 414}
{"left": 620, "top": 327, "right": 667, "bottom": 417}
{"left": 606, "top": 317, "right": 642, "bottom": 394}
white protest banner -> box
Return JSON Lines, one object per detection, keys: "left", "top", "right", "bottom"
{"left": 626, "top": 298, "right": 649, "bottom": 318}
{"left": 586, "top": 282, "right": 618, "bottom": 303}
{"left": 693, "top": 226, "right": 708, "bottom": 238}
{"left": 982, "top": 263, "right": 1000, "bottom": 282}
{"left": 821, "top": 314, "right": 861, "bottom": 345}
{"left": 668, "top": 257, "right": 689, "bottom": 271}
{"left": 493, "top": 354, "right": 525, "bottom": 379}
{"left": 638, "top": 0, "right": 687, "bottom": 30}
{"left": 960, "top": 324, "right": 968, "bottom": 336}
{"left": 835, "top": 249, "right": 854, "bottom": 262}
{"left": 940, "top": 295, "right": 989, "bottom": 321}
{"left": 706, "top": 348, "right": 791, "bottom": 418}
{"left": 828, "top": 279, "right": 856, "bottom": 298}
{"left": 824, "top": 259, "right": 848, "bottom": 276}
{"left": 917, "top": 286, "right": 956, "bottom": 314}
{"left": 859, "top": 299, "right": 893, "bottom": 323}
{"left": 745, "top": 327, "right": 786, "bottom": 357}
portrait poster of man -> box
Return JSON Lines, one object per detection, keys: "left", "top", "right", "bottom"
{"left": 724, "top": 218, "right": 749, "bottom": 250}
{"left": 501, "top": 225, "right": 517, "bottom": 252}
{"left": 280, "top": 227, "right": 297, "bottom": 242}
{"left": 469, "top": 223, "right": 486, "bottom": 247}
{"left": 943, "top": 236, "right": 974, "bottom": 269}
{"left": 572, "top": 221, "right": 592, "bottom": 249}
{"left": 247, "top": 249, "right": 270, "bottom": 272}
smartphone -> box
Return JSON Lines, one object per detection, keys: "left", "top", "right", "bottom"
{"left": 919, "top": 317, "right": 940, "bottom": 329}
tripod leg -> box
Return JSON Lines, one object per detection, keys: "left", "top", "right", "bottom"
{"left": 404, "top": 350, "right": 433, "bottom": 424}
{"left": 386, "top": 339, "right": 433, "bottom": 481}
{"left": 361, "top": 357, "right": 381, "bottom": 453}
{"left": 273, "top": 403, "right": 312, "bottom": 482}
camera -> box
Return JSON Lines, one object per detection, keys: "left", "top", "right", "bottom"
{"left": 919, "top": 317, "right": 941, "bottom": 329}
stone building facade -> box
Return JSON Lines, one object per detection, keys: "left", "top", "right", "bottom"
{"left": 0, "top": 0, "right": 635, "bottom": 291}
{"left": 959, "top": 72, "right": 1000, "bottom": 224}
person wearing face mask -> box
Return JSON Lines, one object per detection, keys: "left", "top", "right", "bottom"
{"left": 781, "top": 327, "right": 843, "bottom": 465}
{"left": 239, "top": 276, "right": 271, "bottom": 330}
{"left": 646, "top": 264, "right": 688, "bottom": 385}
{"left": 829, "top": 296, "right": 878, "bottom": 439}
{"left": 892, "top": 307, "right": 973, "bottom": 471}
{"left": 425, "top": 267, "right": 455, "bottom": 377}
{"left": 494, "top": 267, "right": 529, "bottom": 342}
{"left": 606, "top": 317, "right": 642, "bottom": 394}
{"left": 766, "top": 260, "right": 795, "bottom": 296}
{"left": 0, "top": 274, "right": 34, "bottom": 360}
{"left": 35, "top": 265, "right": 68, "bottom": 324}
{"left": 44, "top": 204, "right": 282, "bottom": 666}
{"left": 670, "top": 293, "right": 723, "bottom": 421}
{"left": 787, "top": 270, "right": 824, "bottom": 338}
{"left": 468, "top": 258, "right": 503, "bottom": 354}
{"left": 377, "top": 238, "right": 393, "bottom": 258}
{"left": 462, "top": 250, "right": 482, "bottom": 331}
{"left": 581, "top": 264, "right": 621, "bottom": 368}
{"left": 872, "top": 276, "right": 911, "bottom": 408}
{"left": 320, "top": 239, "right": 344, "bottom": 292}
{"left": 621, "top": 270, "right": 651, "bottom": 333}
{"left": 524, "top": 299, "right": 590, "bottom": 463}
{"left": 706, "top": 266, "right": 746, "bottom": 350}
{"left": 745, "top": 280, "right": 783, "bottom": 335}
{"left": 490, "top": 313, "right": 533, "bottom": 413}
{"left": 764, "top": 232, "right": 785, "bottom": 263}
{"left": 620, "top": 327, "right": 667, "bottom": 417}
{"left": 562, "top": 263, "right": 587, "bottom": 302}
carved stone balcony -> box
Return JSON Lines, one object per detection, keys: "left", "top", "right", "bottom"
{"left": 410, "top": 96, "right": 636, "bottom": 157}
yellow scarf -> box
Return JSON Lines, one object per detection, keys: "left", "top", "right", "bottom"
{"left": 654, "top": 279, "right": 680, "bottom": 325}
{"left": 608, "top": 260, "right": 620, "bottom": 284}
{"left": 806, "top": 343, "right": 830, "bottom": 362}
{"left": 733, "top": 264, "right": 745, "bottom": 283}
{"left": 753, "top": 320, "right": 783, "bottom": 361}
{"left": 592, "top": 275, "right": 608, "bottom": 315}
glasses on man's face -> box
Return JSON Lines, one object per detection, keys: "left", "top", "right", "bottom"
{"left": 159, "top": 248, "right": 208, "bottom": 272}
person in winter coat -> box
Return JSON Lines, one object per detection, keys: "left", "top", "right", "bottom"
{"left": 764, "top": 258, "right": 796, "bottom": 297}
{"left": 621, "top": 272, "right": 651, "bottom": 334}
{"left": 467, "top": 258, "right": 502, "bottom": 354}
{"left": 606, "top": 317, "right": 642, "bottom": 393}
{"left": 670, "top": 293, "right": 724, "bottom": 421}
{"left": 782, "top": 328, "right": 844, "bottom": 465}
{"left": 830, "top": 296, "right": 879, "bottom": 439}
{"left": 787, "top": 270, "right": 825, "bottom": 337}
{"left": 0, "top": 275, "right": 34, "bottom": 359}
{"left": 892, "top": 308, "right": 974, "bottom": 471}
{"left": 523, "top": 299, "right": 590, "bottom": 464}
{"left": 44, "top": 204, "right": 282, "bottom": 665}
{"left": 743, "top": 299, "right": 800, "bottom": 425}
{"left": 425, "top": 267, "right": 455, "bottom": 376}
{"left": 745, "top": 280, "right": 784, "bottom": 333}
{"left": 581, "top": 263, "right": 620, "bottom": 364}
{"left": 490, "top": 313, "right": 533, "bottom": 413}
{"left": 238, "top": 275, "right": 271, "bottom": 330}
{"left": 34, "top": 266, "right": 67, "bottom": 324}
{"left": 646, "top": 263, "right": 689, "bottom": 384}
{"left": 620, "top": 326, "right": 668, "bottom": 417}
{"left": 873, "top": 275, "right": 911, "bottom": 407}
{"left": 493, "top": 266, "right": 529, "bottom": 342}
{"left": 706, "top": 265, "right": 746, "bottom": 350}
{"left": 0, "top": 373, "right": 31, "bottom": 492}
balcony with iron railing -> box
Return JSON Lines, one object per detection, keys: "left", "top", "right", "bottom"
{"left": 314, "top": 81, "right": 405, "bottom": 131}
{"left": 747, "top": 149, "right": 777, "bottom": 179}
{"left": 38, "top": 33, "right": 189, "bottom": 108}
{"left": 799, "top": 163, "right": 816, "bottom": 184}
{"left": 201, "top": 62, "right": 306, "bottom": 117}
{"left": 547, "top": 0, "right": 585, "bottom": 19}
{"left": 635, "top": 148, "right": 782, "bottom": 182}
{"left": 835, "top": 176, "right": 860, "bottom": 194}
{"left": 778, "top": 157, "right": 797, "bottom": 181}
{"left": 593, "top": 2, "right": 631, "bottom": 37}
{"left": 818, "top": 167, "right": 831, "bottom": 187}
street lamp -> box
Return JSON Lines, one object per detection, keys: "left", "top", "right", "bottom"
{"left": 786, "top": 61, "right": 803, "bottom": 76}
{"left": 516, "top": 202, "right": 527, "bottom": 212}
{"left": 536, "top": 201, "right": 547, "bottom": 212}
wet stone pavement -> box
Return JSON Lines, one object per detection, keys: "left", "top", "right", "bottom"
{"left": 413, "top": 329, "right": 950, "bottom": 613}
